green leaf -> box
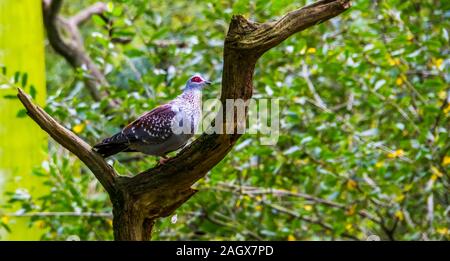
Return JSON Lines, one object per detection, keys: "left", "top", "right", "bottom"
{"left": 112, "top": 30, "right": 135, "bottom": 38}
{"left": 3, "top": 94, "right": 18, "bottom": 99}
{"left": 21, "top": 72, "right": 28, "bottom": 87}
{"left": 92, "top": 15, "right": 106, "bottom": 26}
{"left": 149, "top": 27, "right": 169, "bottom": 40}
{"left": 124, "top": 49, "right": 145, "bottom": 57}
{"left": 112, "top": 5, "right": 123, "bottom": 17}
{"left": 16, "top": 109, "right": 27, "bottom": 118}
{"left": 1, "top": 222, "right": 11, "bottom": 233}
{"left": 107, "top": 2, "right": 114, "bottom": 13}
{"left": 13, "top": 71, "right": 20, "bottom": 83}
{"left": 29, "top": 84, "right": 37, "bottom": 99}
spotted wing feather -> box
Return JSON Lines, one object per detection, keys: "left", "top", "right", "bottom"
{"left": 93, "top": 103, "right": 176, "bottom": 157}
{"left": 122, "top": 103, "right": 176, "bottom": 145}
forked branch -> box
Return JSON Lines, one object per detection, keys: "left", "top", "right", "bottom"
{"left": 42, "top": 0, "right": 111, "bottom": 104}
{"left": 226, "top": 0, "right": 351, "bottom": 54}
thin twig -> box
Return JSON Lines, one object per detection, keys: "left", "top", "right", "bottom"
{"left": 431, "top": 89, "right": 449, "bottom": 135}
{"left": 302, "top": 62, "right": 327, "bottom": 109}
{"left": 267, "top": 203, "right": 359, "bottom": 240}
{"left": 218, "top": 182, "right": 381, "bottom": 224}
{"left": 3, "top": 212, "right": 112, "bottom": 218}
{"left": 205, "top": 212, "right": 264, "bottom": 240}
{"left": 70, "top": 2, "right": 107, "bottom": 26}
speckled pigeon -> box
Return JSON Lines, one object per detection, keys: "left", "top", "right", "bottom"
{"left": 93, "top": 75, "right": 210, "bottom": 163}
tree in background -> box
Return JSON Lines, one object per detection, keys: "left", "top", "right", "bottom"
{"left": 0, "top": 0, "right": 47, "bottom": 240}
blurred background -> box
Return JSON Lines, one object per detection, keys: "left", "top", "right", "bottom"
{"left": 0, "top": 0, "right": 449, "bottom": 240}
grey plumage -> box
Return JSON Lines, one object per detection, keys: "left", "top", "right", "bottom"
{"left": 93, "top": 75, "right": 210, "bottom": 158}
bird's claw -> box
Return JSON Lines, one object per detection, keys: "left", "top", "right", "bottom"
{"left": 159, "top": 157, "right": 169, "bottom": 165}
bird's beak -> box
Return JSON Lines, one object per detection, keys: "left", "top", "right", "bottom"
{"left": 205, "top": 80, "right": 212, "bottom": 85}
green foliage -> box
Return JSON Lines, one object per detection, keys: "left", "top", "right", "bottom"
{"left": 2, "top": 0, "right": 449, "bottom": 240}
{"left": 0, "top": 0, "right": 48, "bottom": 240}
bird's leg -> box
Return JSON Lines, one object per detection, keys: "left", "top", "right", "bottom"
{"left": 159, "top": 155, "right": 169, "bottom": 165}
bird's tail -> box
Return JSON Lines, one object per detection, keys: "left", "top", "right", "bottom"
{"left": 93, "top": 132, "right": 130, "bottom": 158}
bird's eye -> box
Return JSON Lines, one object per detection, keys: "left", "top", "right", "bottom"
{"left": 191, "top": 76, "right": 202, "bottom": 83}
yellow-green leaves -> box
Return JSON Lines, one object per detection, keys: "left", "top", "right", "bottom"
{"left": 442, "top": 156, "right": 450, "bottom": 167}
{"left": 0, "top": 0, "right": 47, "bottom": 240}
{"left": 72, "top": 123, "right": 86, "bottom": 134}
{"left": 387, "top": 149, "right": 405, "bottom": 159}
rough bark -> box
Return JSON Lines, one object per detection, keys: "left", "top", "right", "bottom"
{"left": 18, "top": 0, "right": 351, "bottom": 240}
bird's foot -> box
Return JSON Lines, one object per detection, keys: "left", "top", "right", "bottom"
{"left": 159, "top": 156, "right": 169, "bottom": 165}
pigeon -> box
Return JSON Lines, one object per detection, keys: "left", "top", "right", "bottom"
{"left": 93, "top": 74, "right": 211, "bottom": 164}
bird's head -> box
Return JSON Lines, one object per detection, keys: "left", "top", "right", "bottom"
{"left": 184, "top": 74, "right": 211, "bottom": 90}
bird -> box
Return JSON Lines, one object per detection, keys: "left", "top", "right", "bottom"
{"left": 93, "top": 74, "right": 211, "bottom": 164}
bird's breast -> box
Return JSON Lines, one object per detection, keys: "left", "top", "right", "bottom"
{"left": 171, "top": 101, "right": 201, "bottom": 134}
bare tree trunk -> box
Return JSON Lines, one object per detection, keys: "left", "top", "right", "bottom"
{"left": 112, "top": 194, "right": 154, "bottom": 241}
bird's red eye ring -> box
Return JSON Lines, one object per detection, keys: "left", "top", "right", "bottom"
{"left": 191, "top": 76, "right": 202, "bottom": 83}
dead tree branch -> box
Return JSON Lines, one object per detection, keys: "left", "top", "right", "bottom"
{"left": 71, "top": 2, "right": 107, "bottom": 26}
{"left": 21, "top": 0, "right": 351, "bottom": 240}
{"left": 17, "top": 88, "right": 117, "bottom": 195}
{"left": 42, "top": 0, "right": 112, "bottom": 104}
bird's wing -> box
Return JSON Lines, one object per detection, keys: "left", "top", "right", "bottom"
{"left": 122, "top": 103, "right": 176, "bottom": 145}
